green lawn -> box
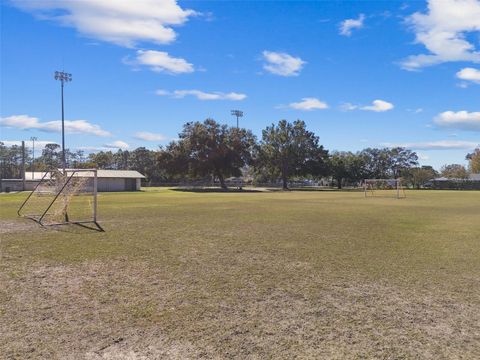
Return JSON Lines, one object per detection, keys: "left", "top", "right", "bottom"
{"left": 1, "top": 189, "right": 479, "bottom": 359}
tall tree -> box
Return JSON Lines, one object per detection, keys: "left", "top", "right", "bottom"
{"left": 441, "top": 164, "right": 469, "bottom": 179}
{"left": 358, "top": 148, "right": 391, "bottom": 179}
{"left": 39, "top": 143, "right": 61, "bottom": 169}
{"left": 466, "top": 148, "right": 480, "bottom": 173}
{"left": 70, "top": 150, "right": 87, "bottom": 168}
{"left": 388, "top": 147, "right": 419, "bottom": 178}
{"left": 164, "top": 119, "right": 256, "bottom": 189}
{"left": 113, "top": 150, "right": 131, "bottom": 170}
{"left": 157, "top": 142, "right": 190, "bottom": 181}
{"left": 329, "top": 152, "right": 366, "bottom": 189}
{"left": 89, "top": 151, "right": 115, "bottom": 169}
{"left": 359, "top": 147, "right": 418, "bottom": 179}
{"left": 129, "top": 147, "right": 156, "bottom": 182}
{"left": 257, "top": 120, "right": 328, "bottom": 189}
{"left": 404, "top": 166, "right": 437, "bottom": 189}
{"left": 0, "top": 142, "right": 30, "bottom": 178}
{"left": 329, "top": 152, "right": 350, "bottom": 189}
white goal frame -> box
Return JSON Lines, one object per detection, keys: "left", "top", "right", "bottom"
{"left": 18, "top": 169, "right": 103, "bottom": 231}
{"left": 363, "top": 178, "right": 406, "bottom": 199}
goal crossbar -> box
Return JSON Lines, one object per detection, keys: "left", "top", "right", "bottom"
{"left": 363, "top": 178, "right": 406, "bottom": 199}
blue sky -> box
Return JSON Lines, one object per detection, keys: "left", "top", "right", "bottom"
{"left": 1, "top": 0, "right": 479, "bottom": 169}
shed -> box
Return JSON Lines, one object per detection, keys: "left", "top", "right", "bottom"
{"left": 1, "top": 170, "right": 146, "bottom": 192}
{"left": 91, "top": 170, "right": 145, "bottom": 192}
{"left": 428, "top": 173, "right": 480, "bottom": 190}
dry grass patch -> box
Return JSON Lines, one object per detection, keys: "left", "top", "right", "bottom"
{"left": 1, "top": 190, "right": 479, "bottom": 358}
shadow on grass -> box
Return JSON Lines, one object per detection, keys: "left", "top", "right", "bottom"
{"left": 145, "top": 186, "right": 365, "bottom": 193}
{"left": 171, "top": 187, "right": 264, "bottom": 193}
{"left": 268, "top": 187, "right": 363, "bottom": 192}
{"left": 46, "top": 222, "right": 105, "bottom": 234}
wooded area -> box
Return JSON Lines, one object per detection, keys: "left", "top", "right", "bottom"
{"left": 2, "top": 119, "right": 479, "bottom": 189}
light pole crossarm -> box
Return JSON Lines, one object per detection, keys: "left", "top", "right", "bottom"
{"left": 230, "top": 109, "right": 244, "bottom": 128}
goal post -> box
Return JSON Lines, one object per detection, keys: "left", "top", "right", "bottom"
{"left": 363, "top": 178, "right": 406, "bottom": 199}
{"left": 18, "top": 169, "right": 103, "bottom": 231}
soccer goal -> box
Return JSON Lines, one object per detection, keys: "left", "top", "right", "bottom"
{"left": 18, "top": 169, "right": 103, "bottom": 231}
{"left": 363, "top": 178, "right": 406, "bottom": 199}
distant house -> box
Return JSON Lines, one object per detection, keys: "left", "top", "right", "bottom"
{"left": 469, "top": 173, "right": 480, "bottom": 181}
{"left": 1, "top": 170, "right": 145, "bottom": 192}
{"left": 428, "top": 173, "right": 480, "bottom": 190}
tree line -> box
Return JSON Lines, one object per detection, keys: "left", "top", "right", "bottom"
{"left": 2, "top": 119, "right": 479, "bottom": 189}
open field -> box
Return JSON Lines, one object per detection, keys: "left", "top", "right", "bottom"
{"left": 1, "top": 189, "right": 479, "bottom": 359}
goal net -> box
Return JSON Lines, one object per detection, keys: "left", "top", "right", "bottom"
{"left": 18, "top": 169, "right": 102, "bottom": 229}
{"left": 363, "top": 178, "right": 406, "bottom": 199}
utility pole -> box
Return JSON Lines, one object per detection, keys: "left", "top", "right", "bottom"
{"left": 230, "top": 110, "right": 244, "bottom": 129}
{"left": 30, "top": 136, "right": 37, "bottom": 179}
{"left": 21, "top": 141, "right": 26, "bottom": 191}
{"left": 54, "top": 71, "right": 72, "bottom": 173}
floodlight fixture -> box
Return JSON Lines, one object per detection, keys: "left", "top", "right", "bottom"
{"left": 54, "top": 71, "right": 72, "bottom": 82}
{"left": 230, "top": 110, "right": 244, "bottom": 128}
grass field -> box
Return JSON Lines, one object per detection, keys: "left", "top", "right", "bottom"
{"left": 1, "top": 189, "right": 479, "bottom": 359}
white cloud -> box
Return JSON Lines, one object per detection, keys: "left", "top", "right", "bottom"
{"left": 12, "top": 0, "right": 197, "bottom": 47}
{"left": 155, "top": 89, "right": 170, "bottom": 96}
{"left": 76, "top": 146, "right": 109, "bottom": 152}
{"left": 134, "top": 132, "right": 167, "bottom": 141}
{"left": 56, "top": 121, "right": 111, "bottom": 136}
{"left": 400, "top": 0, "right": 480, "bottom": 70}
{"left": 287, "top": 98, "right": 329, "bottom": 111}
{"left": 341, "top": 100, "right": 394, "bottom": 112}
{"left": 456, "top": 67, "right": 480, "bottom": 83}
{"left": 339, "top": 14, "right": 365, "bottom": 36}
{"left": 433, "top": 111, "right": 480, "bottom": 131}
{"left": 0, "top": 115, "right": 39, "bottom": 129}
{"left": 262, "top": 51, "right": 306, "bottom": 76}
{"left": 361, "top": 100, "right": 394, "bottom": 112}
{"left": 407, "top": 108, "right": 424, "bottom": 113}
{"left": 340, "top": 102, "right": 358, "bottom": 111}
{"left": 104, "top": 140, "right": 130, "bottom": 150}
{"left": 382, "top": 140, "right": 479, "bottom": 150}
{"left": 128, "top": 50, "right": 194, "bottom": 74}
{"left": 0, "top": 115, "right": 111, "bottom": 137}
{"left": 156, "top": 89, "right": 246, "bottom": 101}
{"left": 0, "top": 140, "right": 58, "bottom": 149}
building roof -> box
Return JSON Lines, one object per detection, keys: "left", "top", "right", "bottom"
{"left": 95, "top": 170, "right": 146, "bottom": 179}
{"left": 28, "top": 170, "right": 145, "bottom": 180}
{"left": 433, "top": 174, "right": 480, "bottom": 181}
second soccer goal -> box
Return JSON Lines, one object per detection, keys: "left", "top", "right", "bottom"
{"left": 363, "top": 178, "right": 406, "bottom": 199}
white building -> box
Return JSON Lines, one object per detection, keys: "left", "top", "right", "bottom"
{"left": 1, "top": 170, "right": 145, "bottom": 192}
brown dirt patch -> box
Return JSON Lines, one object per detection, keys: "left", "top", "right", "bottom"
{"left": 0, "top": 219, "right": 39, "bottom": 234}
{"left": 1, "top": 260, "right": 479, "bottom": 359}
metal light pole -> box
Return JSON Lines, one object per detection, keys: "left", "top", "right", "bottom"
{"left": 21, "top": 141, "right": 26, "bottom": 190}
{"left": 30, "top": 136, "right": 37, "bottom": 179}
{"left": 231, "top": 110, "right": 244, "bottom": 128}
{"left": 54, "top": 71, "right": 72, "bottom": 173}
